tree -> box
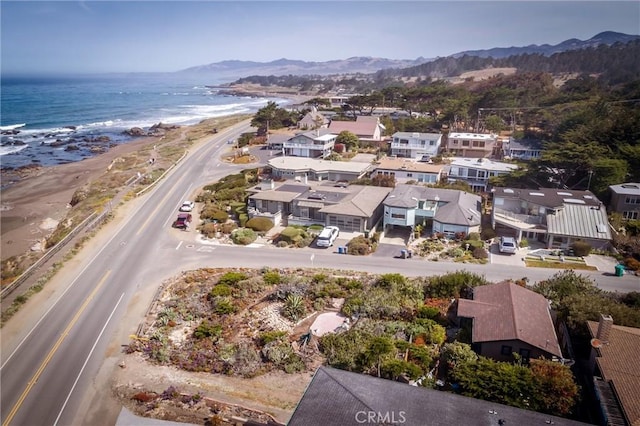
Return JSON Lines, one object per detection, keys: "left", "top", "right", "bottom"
{"left": 336, "top": 131, "right": 359, "bottom": 151}
{"left": 363, "top": 336, "right": 395, "bottom": 377}
{"left": 529, "top": 358, "right": 580, "bottom": 416}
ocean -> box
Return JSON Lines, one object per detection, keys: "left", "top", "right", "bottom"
{"left": 0, "top": 73, "right": 287, "bottom": 169}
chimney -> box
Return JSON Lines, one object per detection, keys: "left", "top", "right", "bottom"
{"left": 596, "top": 314, "right": 613, "bottom": 343}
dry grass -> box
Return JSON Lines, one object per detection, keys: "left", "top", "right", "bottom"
{"left": 524, "top": 259, "right": 597, "bottom": 271}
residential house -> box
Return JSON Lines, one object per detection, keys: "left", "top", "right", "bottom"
{"left": 446, "top": 157, "right": 518, "bottom": 192}
{"left": 370, "top": 157, "right": 445, "bottom": 185}
{"left": 502, "top": 137, "right": 543, "bottom": 160}
{"left": 247, "top": 180, "right": 391, "bottom": 232}
{"left": 383, "top": 185, "right": 481, "bottom": 237}
{"left": 608, "top": 182, "right": 640, "bottom": 220}
{"left": 297, "top": 109, "right": 329, "bottom": 130}
{"left": 491, "top": 187, "right": 612, "bottom": 249}
{"left": 264, "top": 133, "right": 290, "bottom": 151}
{"left": 456, "top": 281, "right": 563, "bottom": 362}
{"left": 389, "top": 131, "right": 442, "bottom": 159}
{"left": 283, "top": 128, "right": 336, "bottom": 158}
{"left": 288, "top": 366, "right": 587, "bottom": 426}
{"left": 267, "top": 156, "right": 371, "bottom": 182}
{"left": 587, "top": 314, "right": 640, "bottom": 426}
{"left": 329, "top": 116, "right": 385, "bottom": 142}
{"left": 445, "top": 132, "right": 498, "bottom": 158}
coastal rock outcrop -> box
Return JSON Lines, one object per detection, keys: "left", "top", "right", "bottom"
{"left": 123, "top": 127, "right": 146, "bottom": 137}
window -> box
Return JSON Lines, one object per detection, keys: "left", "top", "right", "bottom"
{"left": 452, "top": 139, "right": 459, "bottom": 145}
{"left": 406, "top": 173, "right": 413, "bottom": 177}
{"left": 625, "top": 197, "right": 639, "bottom": 204}
{"left": 472, "top": 140, "right": 486, "bottom": 148}
{"left": 623, "top": 211, "right": 639, "bottom": 220}
{"left": 501, "top": 345, "right": 512, "bottom": 356}
{"left": 391, "top": 212, "right": 406, "bottom": 219}
{"left": 429, "top": 140, "right": 435, "bottom": 146}
{"left": 519, "top": 348, "right": 531, "bottom": 360}
{"left": 462, "top": 140, "right": 470, "bottom": 147}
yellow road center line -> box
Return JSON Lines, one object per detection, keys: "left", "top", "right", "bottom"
{"left": 2, "top": 270, "right": 112, "bottom": 426}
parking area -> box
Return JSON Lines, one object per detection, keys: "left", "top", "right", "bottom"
{"left": 489, "top": 241, "right": 527, "bottom": 266}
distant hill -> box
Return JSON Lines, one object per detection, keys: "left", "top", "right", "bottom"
{"left": 177, "top": 31, "right": 639, "bottom": 78}
{"left": 452, "top": 31, "right": 640, "bottom": 58}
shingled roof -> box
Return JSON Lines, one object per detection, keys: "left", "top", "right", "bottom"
{"left": 457, "top": 282, "right": 562, "bottom": 358}
{"left": 587, "top": 320, "right": 640, "bottom": 426}
{"left": 288, "top": 366, "right": 588, "bottom": 426}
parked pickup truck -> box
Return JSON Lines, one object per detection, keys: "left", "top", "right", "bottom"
{"left": 173, "top": 213, "right": 192, "bottom": 229}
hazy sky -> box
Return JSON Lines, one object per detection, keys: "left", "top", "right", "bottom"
{"left": 1, "top": 1, "right": 639, "bottom": 74}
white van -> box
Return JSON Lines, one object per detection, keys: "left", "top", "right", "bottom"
{"left": 316, "top": 226, "right": 340, "bottom": 247}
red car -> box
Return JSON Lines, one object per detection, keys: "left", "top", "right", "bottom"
{"left": 173, "top": 213, "right": 192, "bottom": 229}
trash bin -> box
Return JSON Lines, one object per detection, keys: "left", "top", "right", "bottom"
{"left": 337, "top": 246, "right": 344, "bottom": 254}
{"left": 340, "top": 246, "right": 347, "bottom": 254}
{"left": 401, "top": 249, "right": 408, "bottom": 259}
{"left": 615, "top": 264, "right": 625, "bottom": 277}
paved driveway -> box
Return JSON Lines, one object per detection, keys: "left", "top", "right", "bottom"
{"left": 489, "top": 242, "right": 527, "bottom": 266}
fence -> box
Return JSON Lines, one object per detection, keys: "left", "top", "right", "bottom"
{"left": 0, "top": 211, "right": 109, "bottom": 300}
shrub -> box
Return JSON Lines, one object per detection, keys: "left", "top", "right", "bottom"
{"left": 200, "top": 205, "right": 229, "bottom": 222}
{"left": 624, "top": 257, "right": 640, "bottom": 271}
{"left": 213, "top": 297, "right": 236, "bottom": 315}
{"left": 461, "top": 239, "right": 483, "bottom": 250}
{"left": 209, "top": 284, "right": 232, "bottom": 298}
{"left": 259, "top": 330, "right": 288, "bottom": 345}
{"left": 231, "top": 228, "right": 257, "bottom": 245}
{"left": 347, "top": 235, "right": 373, "bottom": 255}
{"left": 282, "top": 294, "right": 306, "bottom": 321}
{"left": 425, "top": 271, "right": 487, "bottom": 298}
{"left": 472, "top": 247, "right": 488, "bottom": 259}
{"left": 571, "top": 240, "right": 592, "bottom": 256}
{"left": 416, "top": 305, "right": 440, "bottom": 320}
{"left": 220, "top": 221, "right": 237, "bottom": 234}
{"left": 466, "top": 232, "right": 480, "bottom": 241}
{"left": 519, "top": 238, "right": 529, "bottom": 248}
{"left": 238, "top": 213, "right": 249, "bottom": 227}
{"left": 245, "top": 217, "right": 274, "bottom": 233}
{"left": 480, "top": 227, "right": 497, "bottom": 240}
{"left": 194, "top": 320, "right": 222, "bottom": 339}
{"left": 454, "top": 232, "right": 466, "bottom": 241}
{"left": 263, "top": 270, "right": 282, "bottom": 285}
{"left": 199, "top": 222, "right": 218, "bottom": 238}
{"left": 334, "top": 143, "right": 345, "bottom": 153}
{"left": 218, "top": 271, "right": 248, "bottom": 286}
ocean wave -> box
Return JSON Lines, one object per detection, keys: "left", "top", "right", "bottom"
{"left": 0, "top": 144, "right": 28, "bottom": 156}
{"left": 0, "top": 123, "right": 26, "bottom": 131}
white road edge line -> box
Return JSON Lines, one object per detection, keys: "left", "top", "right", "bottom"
{"left": 1, "top": 209, "right": 140, "bottom": 370}
{"left": 52, "top": 292, "right": 125, "bottom": 426}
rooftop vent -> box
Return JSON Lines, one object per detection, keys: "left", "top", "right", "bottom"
{"left": 563, "top": 198, "right": 586, "bottom": 204}
{"left": 529, "top": 192, "right": 545, "bottom": 196}
{"left": 557, "top": 191, "right": 572, "bottom": 196}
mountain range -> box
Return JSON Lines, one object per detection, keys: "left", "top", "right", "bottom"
{"left": 179, "top": 31, "right": 639, "bottom": 78}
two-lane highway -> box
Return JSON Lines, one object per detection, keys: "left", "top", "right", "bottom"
{"left": 1, "top": 121, "right": 253, "bottom": 425}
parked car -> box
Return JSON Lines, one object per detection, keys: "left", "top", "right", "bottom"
{"left": 499, "top": 236, "right": 517, "bottom": 254}
{"left": 173, "top": 213, "right": 192, "bottom": 229}
{"left": 179, "top": 201, "right": 195, "bottom": 212}
{"left": 316, "top": 226, "right": 340, "bottom": 247}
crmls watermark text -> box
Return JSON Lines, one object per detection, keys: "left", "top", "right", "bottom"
{"left": 355, "top": 411, "right": 407, "bottom": 424}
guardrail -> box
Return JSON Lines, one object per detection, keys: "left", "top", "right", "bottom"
{"left": 1, "top": 211, "right": 103, "bottom": 300}
{"left": 135, "top": 150, "right": 188, "bottom": 197}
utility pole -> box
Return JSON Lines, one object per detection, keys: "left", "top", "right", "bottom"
{"left": 587, "top": 170, "right": 594, "bottom": 191}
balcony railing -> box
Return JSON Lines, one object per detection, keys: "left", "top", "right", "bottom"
{"left": 494, "top": 207, "right": 544, "bottom": 226}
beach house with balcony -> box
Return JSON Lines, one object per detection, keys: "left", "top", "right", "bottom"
{"left": 502, "top": 138, "right": 543, "bottom": 160}
{"left": 491, "top": 187, "right": 612, "bottom": 249}
{"left": 383, "top": 185, "right": 481, "bottom": 237}
{"left": 267, "top": 156, "right": 371, "bottom": 182}
{"left": 297, "top": 110, "right": 329, "bottom": 130}
{"left": 370, "top": 157, "right": 444, "bottom": 185}
{"left": 445, "top": 157, "right": 518, "bottom": 192}
{"left": 608, "top": 182, "right": 640, "bottom": 220}
{"left": 445, "top": 132, "right": 497, "bottom": 158}
{"left": 283, "top": 129, "right": 336, "bottom": 158}
{"left": 389, "top": 132, "right": 442, "bottom": 159}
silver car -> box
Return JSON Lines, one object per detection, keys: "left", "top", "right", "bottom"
{"left": 499, "top": 236, "right": 517, "bottom": 254}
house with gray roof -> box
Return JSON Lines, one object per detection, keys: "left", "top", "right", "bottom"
{"left": 297, "top": 109, "right": 329, "bottom": 130}
{"left": 608, "top": 182, "right": 640, "bottom": 221}
{"left": 288, "top": 366, "right": 588, "bottom": 426}
{"left": 370, "top": 157, "right": 445, "bottom": 185}
{"left": 383, "top": 185, "right": 482, "bottom": 238}
{"left": 389, "top": 131, "right": 442, "bottom": 159}
{"left": 456, "top": 281, "right": 563, "bottom": 362}
{"left": 267, "top": 156, "right": 371, "bottom": 182}
{"left": 446, "top": 157, "right": 519, "bottom": 192}
{"left": 283, "top": 128, "right": 336, "bottom": 158}
{"left": 491, "top": 187, "right": 612, "bottom": 250}
{"left": 247, "top": 180, "right": 391, "bottom": 232}
{"left": 502, "top": 137, "right": 543, "bottom": 160}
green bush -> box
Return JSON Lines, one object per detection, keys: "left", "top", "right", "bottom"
{"left": 194, "top": 320, "right": 222, "bottom": 339}
{"left": 239, "top": 213, "right": 249, "bottom": 227}
{"left": 480, "top": 227, "right": 497, "bottom": 240}
{"left": 425, "top": 271, "right": 487, "bottom": 298}
{"left": 347, "top": 235, "right": 373, "bottom": 255}
{"left": 218, "top": 271, "right": 248, "bottom": 286}
{"left": 571, "top": 240, "right": 592, "bottom": 256}
{"left": 461, "top": 239, "right": 483, "bottom": 250}
{"left": 200, "top": 205, "right": 229, "bottom": 222}
{"left": 213, "top": 297, "right": 236, "bottom": 315}
{"left": 519, "top": 238, "right": 529, "bottom": 248}
{"left": 209, "top": 284, "right": 232, "bottom": 298}
{"left": 263, "top": 271, "right": 282, "bottom": 285}
{"left": 416, "top": 305, "right": 440, "bottom": 320}
{"left": 467, "top": 232, "right": 481, "bottom": 241}
{"left": 199, "top": 222, "right": 218, "bottom": 238}
{"left": 245, "top": 217, "right": 274, "bottom": 233}
{"left": 259, "top": 330, "right": 288, "bottom": 345}
{"left": 231, "top": 228, "right": 257, "bottom": 245}
{"left": 220, "top": 221, "right": 237, "bottom": 234}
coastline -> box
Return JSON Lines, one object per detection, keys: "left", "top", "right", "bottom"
{"left": 0, "top": 85, "right": 312, "bottom": 262}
